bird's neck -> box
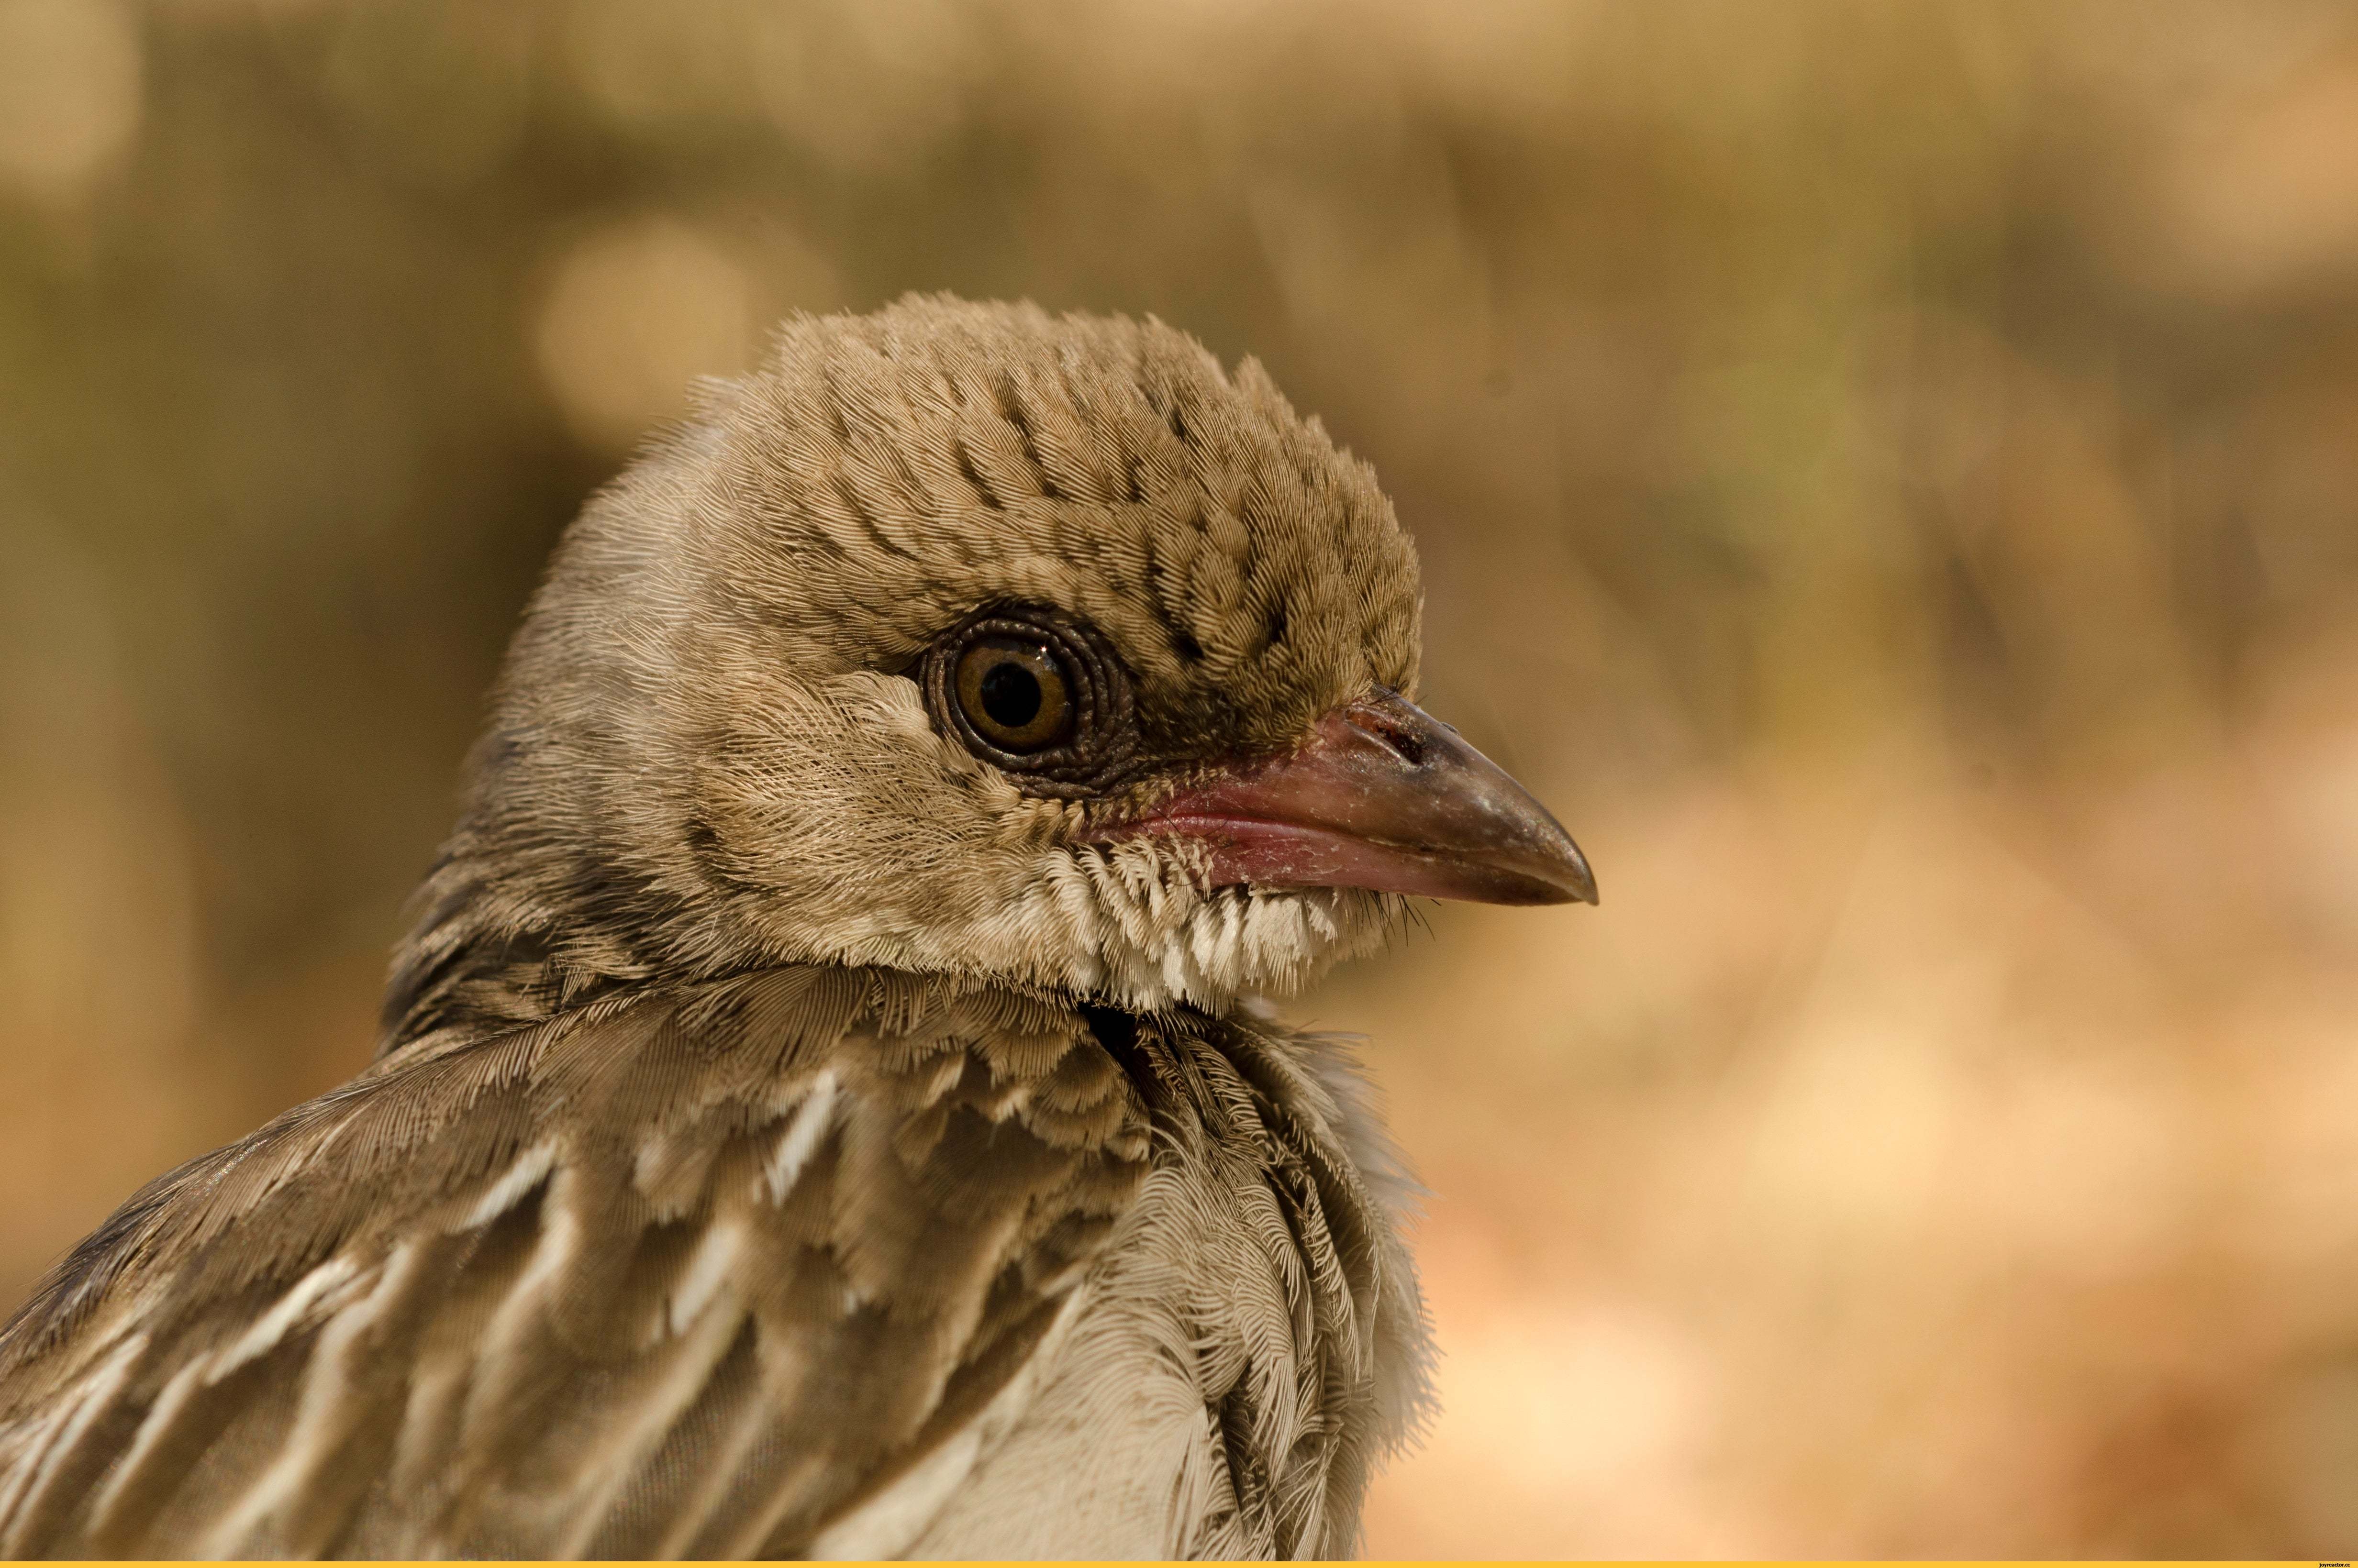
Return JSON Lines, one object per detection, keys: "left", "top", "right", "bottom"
{"left": 377, "top": 841, "right": 1174, "bottom": 1058}
{"left": 378, "top": 850, "right": 662, "bottom": 1056}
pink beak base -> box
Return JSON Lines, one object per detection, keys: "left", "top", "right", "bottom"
{"left": 1094, "top": 690, "right": 1597, "bottom": 907}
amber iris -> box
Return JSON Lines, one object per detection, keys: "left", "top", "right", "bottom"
{"left": 954, "top": 637, "right": 1073, "bottom": 751}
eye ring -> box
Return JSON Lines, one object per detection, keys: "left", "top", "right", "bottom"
{"left": 922, "top": 604, "right": 1139, "bottom": 796}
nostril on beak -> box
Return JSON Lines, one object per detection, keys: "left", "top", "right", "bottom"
{"left": 1359, "top": 720, "right": 1428, "bottom": 767}
{"left": 1346, "top": 697, "right": 1433, "bottom": 768}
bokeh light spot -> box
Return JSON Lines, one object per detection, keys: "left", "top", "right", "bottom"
{"left": 533, "top": 216, "right": 762, "bottom": 454}
{"left": 0, "top": 0, "right": 142, "bottom": 207}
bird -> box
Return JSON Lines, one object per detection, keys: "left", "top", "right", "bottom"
{"left": 0, "top": 295, "right": 1594, "bottom": 1559}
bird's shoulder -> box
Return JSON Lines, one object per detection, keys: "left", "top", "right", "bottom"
{"left": 0, "top": 965, "right": 1151, "bottom": 1558}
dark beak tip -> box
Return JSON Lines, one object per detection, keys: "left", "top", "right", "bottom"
{"left": 1566, "top": 846, "right": 1600, "bottom": 906}
{"left": 1539, "top": 858, "right": 1600, "bottom": 907}
{"left": 1518, "top": 817, "right": 1597, "bottom": 907}
{"left": 1457, "top": 828, "right": 1595, "bottom": 907}
{"left": 1490, "top": 872, "right": 1595, "bottom": 908}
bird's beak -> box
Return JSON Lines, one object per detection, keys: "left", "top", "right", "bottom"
{"left": 1102, "top": 688, "right": 1597, "bottom": 906}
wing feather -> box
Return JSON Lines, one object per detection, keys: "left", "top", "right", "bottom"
{"left": 0, "top": 967, "right": 1149, "bottom": 1558}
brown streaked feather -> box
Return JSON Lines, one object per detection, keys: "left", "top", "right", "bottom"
{"left": 0, "top": 970, "right": 1424, "bottom": 1559}
{"left": 0, "top": 968, "right": 1147, "bottom": 1559}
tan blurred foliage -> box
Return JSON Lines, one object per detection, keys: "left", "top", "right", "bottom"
{"left": 3, "top": 0, "right": 2357, "bottom": 1555}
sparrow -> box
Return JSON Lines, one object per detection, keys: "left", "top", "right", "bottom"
{"left": 0, "top": 296, "right": 1594, "bottom": 1558}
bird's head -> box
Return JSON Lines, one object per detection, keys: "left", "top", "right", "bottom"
{"left": 385, "top": 297, "right": 1591, "bottom": 1049}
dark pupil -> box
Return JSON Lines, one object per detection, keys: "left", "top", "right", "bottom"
{"left": 979, "top": 660, "right": 1042, "bottom": 729}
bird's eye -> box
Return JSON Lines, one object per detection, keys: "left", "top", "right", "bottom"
{"left": 955, "top": 638, "right": 1072, "bottom": 752}
{"left": 921, "top": 604, "right": 1138, "bottom": 797}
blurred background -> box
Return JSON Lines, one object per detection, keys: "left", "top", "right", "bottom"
{"left": 3, "top": 0, "right": 2357, "bottom": 1554}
